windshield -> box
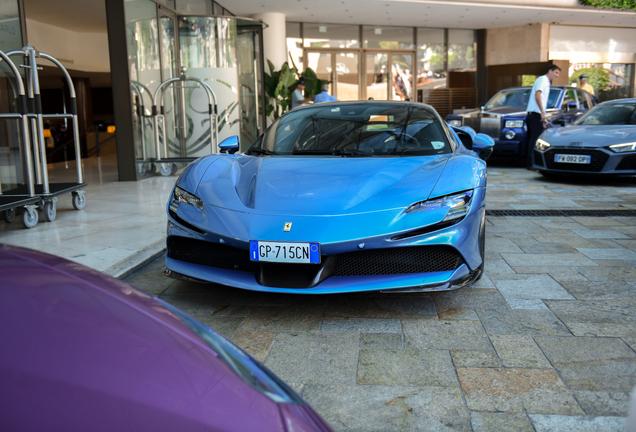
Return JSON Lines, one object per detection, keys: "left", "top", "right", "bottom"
{"left": 485, "top": 88, "right": 561, "bottom": 110}
{"left": 248, "top": 103, "right": 452, "bottom": 157}
{"left": 574, "top": 102, "right": 636, "bottom": 126}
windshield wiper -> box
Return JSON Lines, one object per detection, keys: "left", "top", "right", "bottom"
{"left": 248, "top": 148, "right": 278, "bottom": 156}
{"left": 332, "top": 148, "right": 373, "bottom": 157}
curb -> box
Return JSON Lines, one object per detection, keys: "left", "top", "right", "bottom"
{"left": 104, "top": 239, "right": 166, "bottom": 280}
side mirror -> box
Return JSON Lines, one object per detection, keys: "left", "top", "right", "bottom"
{"left": 553, "top": 117, "right": 567, "bottom": 127}
{"left": 473, "top": 133, "right": 495, "bottom": 161}
{"left": 219, "top": 135, "right": 239, "bottom": 154}
{"left": 455, "top": 125, "right": 477, "bottom": 150}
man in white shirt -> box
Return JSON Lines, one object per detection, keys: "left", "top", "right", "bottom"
{"left": 291, "top": 79, "right": 315, "bottom": 110}
{"left": 526, "top": 65, "right": 561, "bottom": 169}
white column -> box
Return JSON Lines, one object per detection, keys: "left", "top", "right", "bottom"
{"left": 250, "top": 13, "right": 287, "bottom": 71}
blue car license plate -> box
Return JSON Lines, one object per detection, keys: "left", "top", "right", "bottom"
{"left": 555, "top": 154, "right": 591, "bottom": 164}
{"left": 250, "top": 241, "right": 320, "bottom": 264}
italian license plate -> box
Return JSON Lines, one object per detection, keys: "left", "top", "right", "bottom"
{"left": 555, "top": 154, "right": 591, "bottom": 164}
{"left": 250, "top": 241, "right": 320, "bottom": 264}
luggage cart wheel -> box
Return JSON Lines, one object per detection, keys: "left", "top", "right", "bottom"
{"left": 171, "top": 163, "right": 178, "bottom": 175}
{"left": 137, "top": 163, "right": 147, "bottom": 176}
{"left": 149, "top": 163, "right": 157, "bottom": 174}
{"left": 160, "top": 163, "right": 172, "bottom": 176}
{"left": 72, "top": 191, "right": 86, "bottom": 210}
{"left": 22, "top": 206, "right": 38, "bottom": 229}
{"left": 3, "top": 208, "right": 15, "bottom": 223}
{"left": 42, "top": 199, "right": 57, "bottom": 222}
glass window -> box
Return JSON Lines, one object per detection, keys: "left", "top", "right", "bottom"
{"left": 562, "top": 88, "right": 576, "bottom": 109}
{"left": 176, "top": 0, "right": 213, "bottom": 15}
{"left": 574, "top": 89, "right": 589, "bottom": 109}
{"left": 416, "top": 28, "right": 446, "bottom": 90}
{"left": 448, "top": 29, "right": 475, "bottom": 71}
{"left": 303, "top": 24, "right": 359, "bottom": 48}
{"left": 286, "top": 22, "right": 303, "bottom": 70}
{"left": 574, "top": 102, "right": 636, "bottom": 125}
{"left": 0, "top": 0, "right": 22, "bottom": 52}
{"left": 180, "top": 17, "right": 217, "bottom": 69}
{"left": 154, "top": 0, "right": 175, "bottom": 8}
{"left": 363, "top": 26, "right": 414, "bottom": 49}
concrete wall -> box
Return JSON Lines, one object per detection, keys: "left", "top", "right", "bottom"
{"left": 486, "top": 24, "right": 549, "bottom": 66}
{"left": 26, "top": 19, "right": 110, "bottom": 72}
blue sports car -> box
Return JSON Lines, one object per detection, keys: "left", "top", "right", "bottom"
{"left": 165, "top": 101, "right": 494, "bottom": 294}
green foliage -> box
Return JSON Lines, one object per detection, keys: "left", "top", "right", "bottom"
{"left": 263, "top": 59, "right": 330, "bottom": 121}
{"left": 522, "top": 75, "right": 537, "bottom": 86}
{"left": 569, "top": 67, "right": 610, "bottom": 93}
{"left": 579, "top": 0, "right": 636, "bottom": 9}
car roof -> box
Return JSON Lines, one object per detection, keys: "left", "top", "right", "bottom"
{"left": 292, "top": 99, "right": 440, "bottom": 114}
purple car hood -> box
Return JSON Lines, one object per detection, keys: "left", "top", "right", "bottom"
{"left": 195, "top": 155, "right": 449, "bottom": 213}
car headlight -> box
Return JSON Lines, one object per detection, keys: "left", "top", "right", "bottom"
{"left": 609, "top": 142, "right": 636, "bottom": 153}
{"left": 448, "top": 119, "right": 463, "bottom": 127}
{"left": 504, "top": 120, "right": 524, "bottom": 128}
{"left": 406, "top": 190, "right": 473, "bottom": 221}
{"left": 535, "top": 138, "right": 551, "bottom": 151}
{"left": 156, "top": 299, "right": 302, "bottom": 405}
{"left": 170, "top": 186, "right": 204, "bottom": 212}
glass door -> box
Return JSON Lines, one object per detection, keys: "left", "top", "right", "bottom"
{"left": 366, "top": 53, "right": 388, "bottom": 100}
{"left": 335, "top": 52, "right": 359, "bottom": 101}
{"left": 391, "top": 54, "right": 413, "bottom": 101}
{"left": 159, "top": 12, "right": 181, "bottom": 156}
{"left": 307, "top": 51, "right": 333, "bottom": 94}
{"left": 237, "top": 24, "right": 264, "bottom": 147}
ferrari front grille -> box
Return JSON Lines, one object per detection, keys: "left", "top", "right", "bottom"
{"left": 332, "top": 246, "right": 464, "bottom": 276}
{"left": 167, "top": 236, "right": 258, "bottom": 273}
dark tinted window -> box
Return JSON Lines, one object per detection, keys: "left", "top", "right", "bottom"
{"left": 574, "top": 102, "right": 636, "bottom": 125}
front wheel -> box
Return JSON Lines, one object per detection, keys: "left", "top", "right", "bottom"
{"left": 3, "top": 208, "right": 15, "bottom": 223}
{"left": 42, "top": 201, "right": 56, "bottom": 222}
{"left": 72, "top": 192, "right": 86, "bottom": 210}
{"left": 22, "top": 207, "right": 38, "bottom": 229}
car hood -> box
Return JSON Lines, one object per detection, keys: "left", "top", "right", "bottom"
{"left": 482, "top": 107, "right": 527, "bottom": 116}
{"left": 541, "top": 125, "right": 636, "bottom": 147}
{"left": 195, "top": 155, "right": 449, "bottom": 214}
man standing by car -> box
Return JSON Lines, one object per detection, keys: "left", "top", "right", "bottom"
{"left": 526, "top": 65, "right": 561, "bottom": 169}
{"left": 579, "top": 74, "right": 595, "bottom": 96}
{"left": 291, "top": 79, "right": 315, "bottom": 109}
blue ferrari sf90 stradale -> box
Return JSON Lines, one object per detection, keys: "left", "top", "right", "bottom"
{"left": 165, "top": 101, "right": 494, "bottom": 294}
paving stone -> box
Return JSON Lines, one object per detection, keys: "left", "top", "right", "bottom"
{"left": 437, "top": 308, "right": 479, "bottom": 320}
{"left": 506, "top": 299, "right": 548, "bottom": 310}
{"left": 576, "top": 265, "right": 636, "bottom": 281}
{"left": 572, "top": 229, "right": 630, "bottom": 239}
{"left": 484, "top": 258, "right": 518, "bottom": 276}
{"left": 124, "top": 256, "right": 175, "bottom": 294}
{"left": 485, "top": 237, "right": 524, "bottom": 254}
{"left": 489, "top": 335, "right": 552, "bottom": 368}
{"left": 470, "top": 412, "right": 535, "bottom": 432}
{"left": 476, "top": 309, "right": 572, "bottom": 336}
{"left": 594, "top": 259, "right": 634, "bottom": 267}
{"left": 457, "top": 368, "right": 583, "bottom": 414}
{"left": 571, "top": 217, "right": 626, "bottom": 227}
{"left": 403, "top": 320, "right": 492, "bottom": 350}
{"left": 320, "top": 318, "right": 402, "bottom": 333}
{"left": 231, "top": 331, "right": 275, "bottom": 362}
{"left": 493, "top": 275, "right": 575, "bottom": 306}
{"left": 432, "top": 288, "right": 509, "bottom": 311}
{"left": 572, "top": 391, "right": 631, "bottom": 416}
{"left": 450, "top": 349, "right": 501, "bottom": 368}
{"left": 544, "top": 298, "right": 636, "bottom": 325}
{"left": 613, "top": 239, "right": 636, "bottom": 252}
{"left": 264, "top": 332, "right": 359, "bottom": 385}
{"left": 622, "top": 337, "right": 636, "bottom": 353}
{"left": 210, "top": 304, "right": 252, "bottom": 317}
{"left": 532, "top": 234, "right": 597, "bottom": 248}
{"left": 501, "top": 253, "right": 598, "bottom": 268}
{"left": 510, "top": 266, "right": 587, "bottom": 282}
{"left": 487, "top": 223, "right": 550, "bottom": 234}
{"left": 360, "top": 333, "right": 402, "bottom": 350}
{"left": 577, "top": 247, "right": 636, "bottom": 260}
{"left": 302, "top": 384, "right": 471, "bottom": 432}
{"left": 509, "top": 238, "right": 578, "bottom": 254}
{"left": 323, "top": 296, "right": 436, "bottom": 319}
{"left": 563, "top": 322, "right": 636, "bottom": 338}
{"left": 471, "top": 273, "right": 496, "bottom": 288}
{"left": 196, "top": 316, "right": 244, "bottom": 339}
{"left": 358, "top": 349, "right": 458, "bottom": 386}
{"left": 528, "top": 414, "right": 626, "bottom": 432}
{"left": 240, "top": 302, "right": 325, "bottom": 331}
{"left": 534, "top": 336, "right": 636, "bottom": 391}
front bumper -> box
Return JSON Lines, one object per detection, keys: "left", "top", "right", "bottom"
{"left": 164, "top": 189, "right": 486, "bottom": 294}
{"left": 532, "top": 147, "right": 636, "bottom": 175}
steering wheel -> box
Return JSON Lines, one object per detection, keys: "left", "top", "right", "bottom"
{"left": 384, "top": 130, "right": 421, "bottom": 154}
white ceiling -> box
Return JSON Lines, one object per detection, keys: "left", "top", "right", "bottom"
{"left": 23, "top": 0, "right": 636, "bottom": 33}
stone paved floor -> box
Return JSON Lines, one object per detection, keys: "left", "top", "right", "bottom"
{"left": 126, "top": 162, "right": 636, "bottom": 431}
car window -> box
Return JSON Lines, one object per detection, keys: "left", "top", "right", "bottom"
{"left": 562, "top": 89, "right": 576, "bottom": 109}
{"left": 575, "top": 89, "right": 589, "bottom": 109}
{"left": 547, "top": 89, "right": 561, "bottom": 109}
{"left": 251, "top": 104, "right": 452, "bottom": 157}
{"left": 574, "top": 102, "right": 636, "bottom": 125}
{"left": 485, "top": 89, "right": 530, "bottom": 109}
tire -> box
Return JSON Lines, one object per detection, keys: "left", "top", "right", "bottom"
{"left": 3, "top": 208, "right": 15, "bottom": 223}
{"left": 160, "top": 163, "right": 172, "bottom": 176}
{"left": 148, "top": 163, "right": 157, "bottom": 174}
{"left": 72, "top": 192, "right": 86, "bottom": 210}
{"left": 137, "top": 163, "right": 147, "bottom": 176}
{"left": 474, "top": 218, "right": 486, "bottom": 282}
{"left": 42, "top": 201, "right": 56, "bottom": 222}
{"left": 22, "top": 207, "right": 38, "bottom": 229}
{"left": 170, "top": 163, "right": 178, "bottom": 175}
